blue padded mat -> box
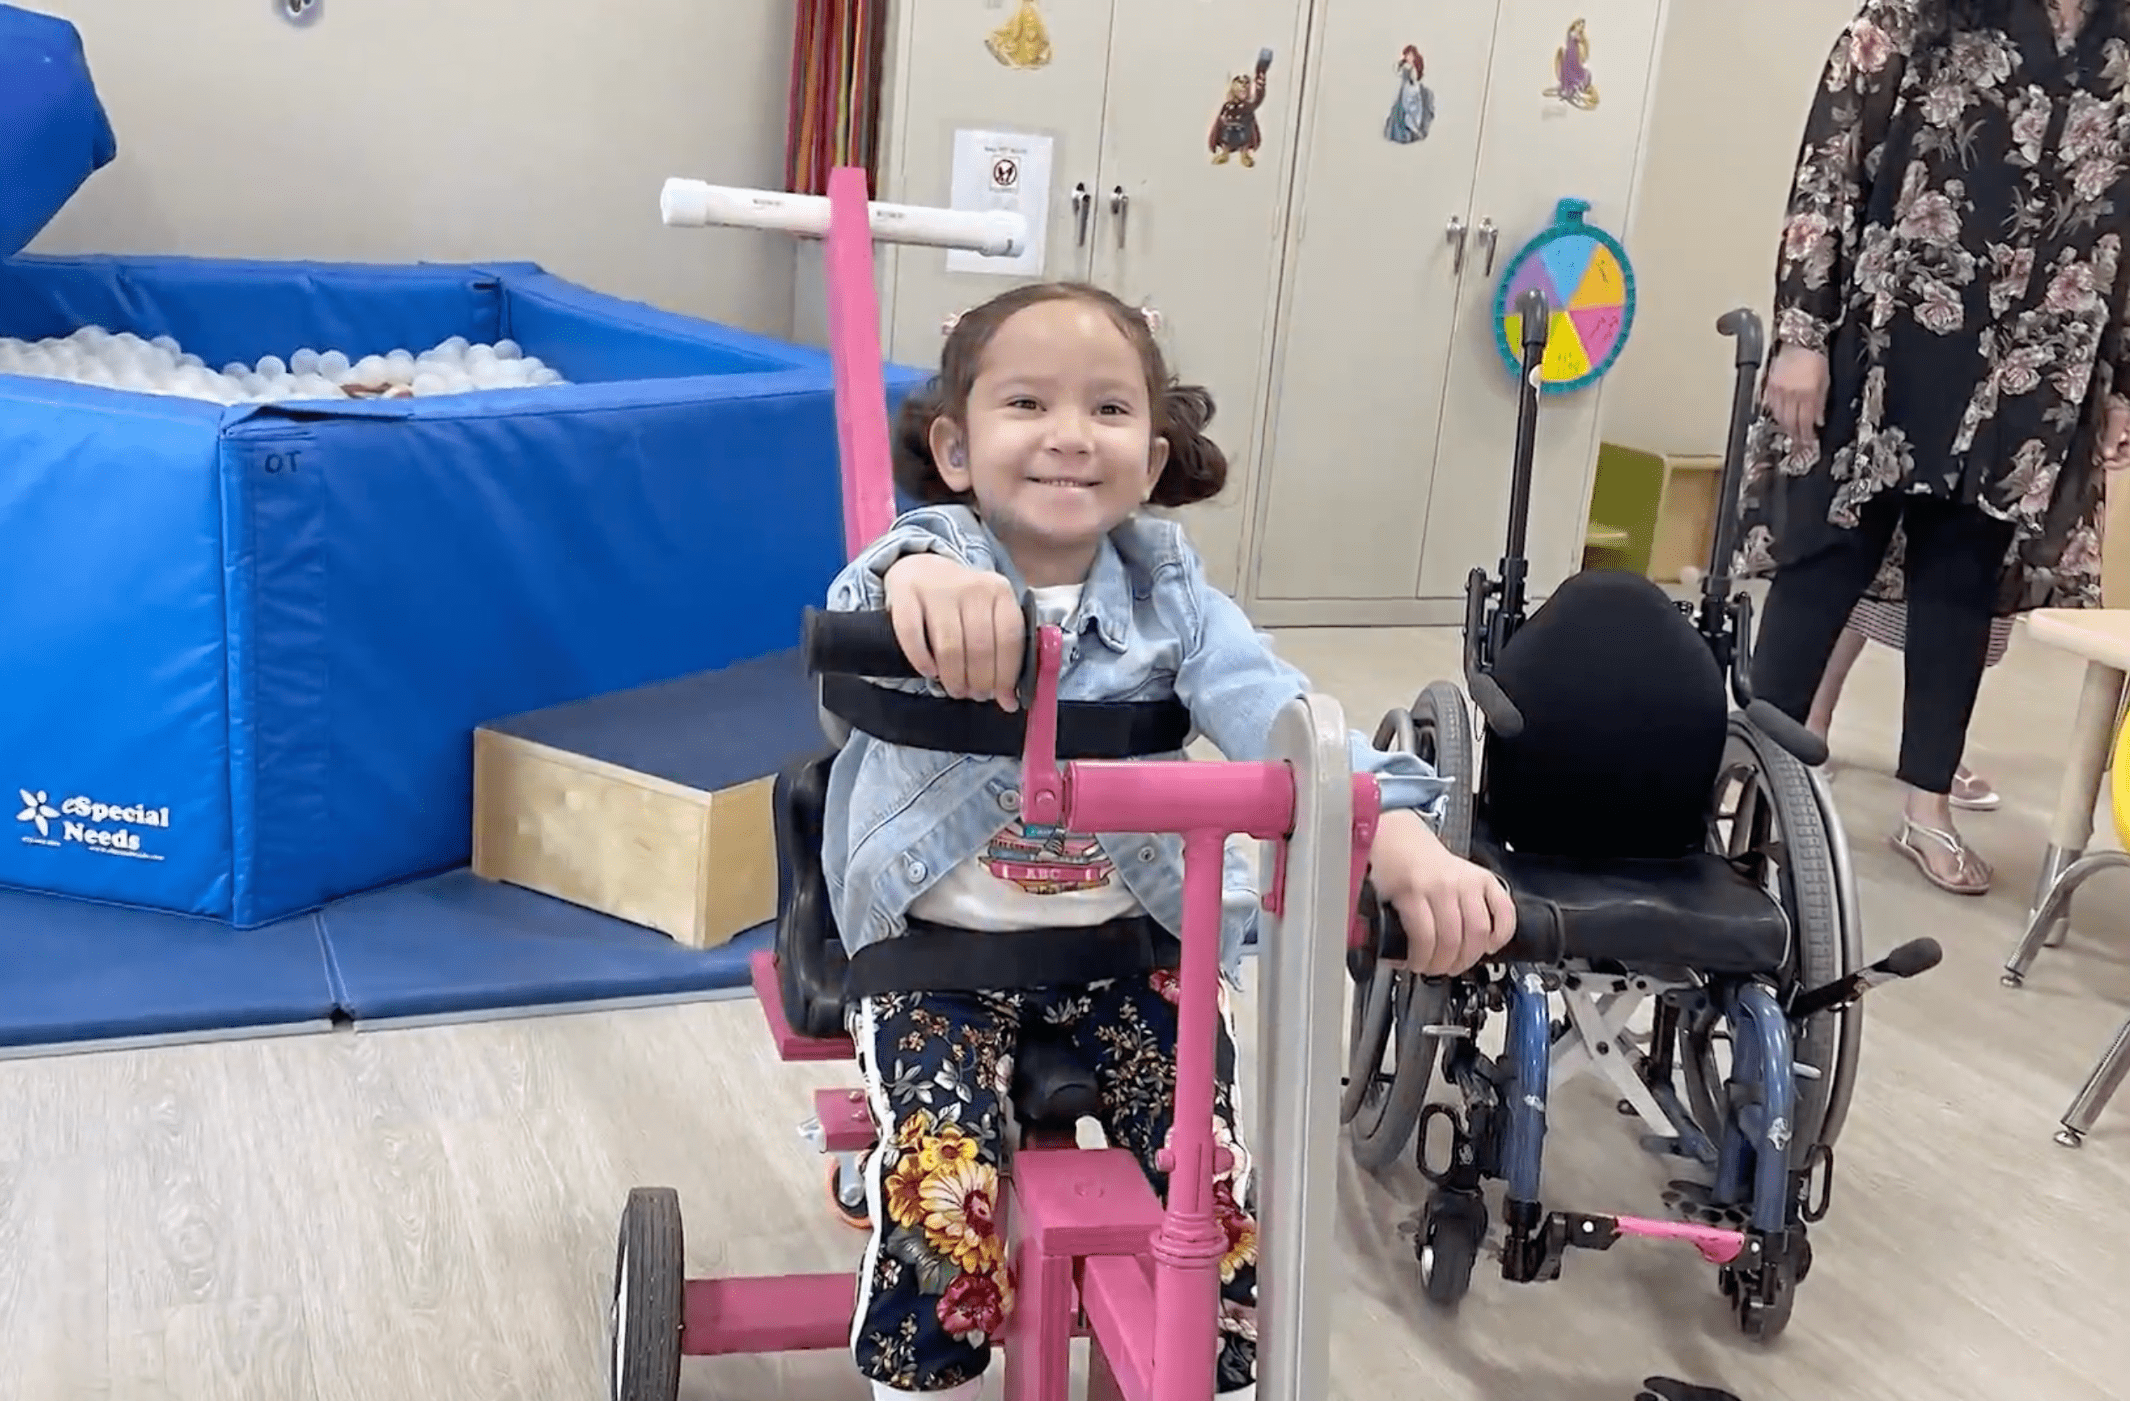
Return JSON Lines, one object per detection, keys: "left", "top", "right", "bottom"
{"left": 0, "top": 6, "right": 117, "bottom": 258}
{"left": 317, "top": 869, "right": 772, "bottom": 1023}
{"left": 0, "top": 883, "right": 333, "bottom": 1049}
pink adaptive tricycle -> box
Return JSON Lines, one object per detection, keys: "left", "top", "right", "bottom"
{"left": 605, "top": 169, "right": 1545, "bottom": 1401}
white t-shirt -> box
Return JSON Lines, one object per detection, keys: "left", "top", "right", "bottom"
{"left": 907, "top": 582, "right": 1147, "bottom": 931}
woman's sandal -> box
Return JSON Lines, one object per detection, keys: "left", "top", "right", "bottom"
{"left": 1950, "top": 766, "right": 2001, "bottom": 812}
{"left": 1890, "top": 817, "right": 1993, "bottom": 896}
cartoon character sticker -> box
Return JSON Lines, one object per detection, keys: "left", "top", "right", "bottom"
{"left": 1209, "top": 48, "right": 1275, "bottom": 166}
{"left": 986, "top": 0, "right": 1052, "bottom": 70}
{"left": 1544, "top": 18, "right": 1600, "bottom": 110}
{"left": 1383, "top": 44, "right": 1436, "bottom": 143}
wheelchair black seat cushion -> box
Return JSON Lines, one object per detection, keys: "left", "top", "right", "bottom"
{"left": 1474, "top": 837, "right": 1792, "bottom": 976}
{"left": 1485, "top": 568, "right": 1729, "bottom": 860}
{"left": 774, "top": 751, "right": 852, "bottom": 1040}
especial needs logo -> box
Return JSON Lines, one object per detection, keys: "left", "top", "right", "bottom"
{"left": 15, "top": 788, "right": 171, "bottom": 861}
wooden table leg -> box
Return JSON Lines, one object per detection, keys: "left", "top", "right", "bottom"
{"left": 2007, "top": 660, "right": 2126, "bottom": 980}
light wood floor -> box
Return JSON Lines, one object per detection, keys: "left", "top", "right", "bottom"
{"left": 0, "top": 624, "right": 2124, "bottom": 1401}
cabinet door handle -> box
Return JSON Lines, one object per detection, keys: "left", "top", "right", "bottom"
{"left": 1446, "top": 215, "right": 1468, "bottom": 275}
{"left": 1110, "top": 186, "right": 1129, "bottom": 250}
{"left": 1476, "top": 218, "right": 1500, "bottom": 278}
{"left": 1071, "top": 183, "right": 1092, "bottom": 248}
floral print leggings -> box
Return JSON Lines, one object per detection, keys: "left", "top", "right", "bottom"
{"left": 849, "top": 971, "right": 1260, "bottom": 1395}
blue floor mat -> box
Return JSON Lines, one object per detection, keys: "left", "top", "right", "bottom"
{"left": 0, "top": 883, "right": 335, "bottom": 1048}
{"left": 318, "top": 867, "right": 772, "bottom": 1023}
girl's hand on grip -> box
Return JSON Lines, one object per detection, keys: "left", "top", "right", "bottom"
{"left": 882, "top": 554, "right": 1025, "bottom": 712}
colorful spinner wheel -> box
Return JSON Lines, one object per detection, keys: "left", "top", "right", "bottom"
{"left": 1492, "top": 197, "right": 1636, "bottom": 395}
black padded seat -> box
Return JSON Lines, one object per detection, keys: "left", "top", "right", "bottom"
{"left": 773, "top": 753, "right": 1103, "bottom": 1131}
{"left": 1475, "top": 837, "right": 1792, "bottom": 976}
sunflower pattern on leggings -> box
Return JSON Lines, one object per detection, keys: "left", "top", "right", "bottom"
{"left": 851, "top": 974, "right": 1260, "bottom": 1395}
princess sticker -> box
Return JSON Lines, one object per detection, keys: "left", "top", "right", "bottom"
{"left": 986, "top": 0, "right": 1052, "bottom": 70}
{"left": 1209, "top": 49, "right": 1275, "bottom": 166}
{"left": 1383, "top": 44, "right": 1436, "bottom": 143}
{"left": 1544, "top": 18, "right": 1600, "bottom": 110}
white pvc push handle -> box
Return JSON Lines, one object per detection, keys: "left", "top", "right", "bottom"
{"left": 659, "top": 179, "right": 1027, "bottom": 258}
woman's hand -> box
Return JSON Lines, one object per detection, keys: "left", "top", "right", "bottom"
{"left": 882, "top": 553, "right": 1025, "bottom": 710}
{"left": 1763, "top": 344, "right": 1831, "bottom": 446}
{"left": 1367, "top": 808, "right": 1516, "bottom": 977}
{"left": 2101, "top": 395, "right": 2130, "bottom": 473}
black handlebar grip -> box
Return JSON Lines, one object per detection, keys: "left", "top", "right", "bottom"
{"left": 1375, "top": 891, "right": 1564, "bottom": 968}
{"left": 1716, "top": 307, "right": 1766, "bottom": 367}
{"left": 1515, "top": 287, "right": 1551, "bottom": 354}
{"left": 800, "top": 607, "right": 923, "bottom": 679}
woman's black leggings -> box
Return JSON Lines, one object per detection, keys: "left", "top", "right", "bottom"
{"left": 1750, "top": 491, "right": 2015, "bottom": 795}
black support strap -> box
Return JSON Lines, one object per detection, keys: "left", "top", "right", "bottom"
{"left": 820, "top": 673, "right": 1192, "bottom": 760}
{"left": 843, "top": 915, "right": 1181, "bottom": 999}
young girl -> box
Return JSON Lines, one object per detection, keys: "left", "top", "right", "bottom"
{"left": 821, "top": 281, "right": 1512, "bottom": 1399}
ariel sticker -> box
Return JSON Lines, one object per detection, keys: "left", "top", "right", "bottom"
{"left": 1383, "top": 44, "right": 1436, "bottom": 143}
{"left": 1544, "top": 18, "right": 1600, "bottom": 110}
{"left": 1209, "top": 48, "right": 1275, "bottom": 166}
{"left": 986, "top": 0, "right": 1052, "bottom": 70}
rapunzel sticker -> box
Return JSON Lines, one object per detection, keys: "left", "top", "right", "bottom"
{"left": 1544, "top": 19, "right": 1599, "bottom": 110}
{"left": 986, "top": 0, "right": 1052, "bottom": 69}
{"left": 1210, "top": 49, "right": 1275, "bottom": 166}
{"left": 1383, "top": 44, "right": 1435, "bottom": 143}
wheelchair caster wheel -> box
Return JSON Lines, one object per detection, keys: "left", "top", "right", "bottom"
{"left": 1721, "top": 1230, "right": 1805, "bottom": 1343}
{"left": 612, "top": 1187, "right": 685, "bottom": 1400}
{"left": 827, "top": 1158, "right": 870, "bottom": 1229}
{"left": 1417, "top": 1191, "right": 1486, "bottom": 1307}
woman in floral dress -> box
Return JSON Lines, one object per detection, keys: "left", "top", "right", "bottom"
{"left": 1741, "top": 0, "right": 2130, "bottom": 895}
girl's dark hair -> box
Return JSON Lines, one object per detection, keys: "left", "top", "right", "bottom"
{"left": 891, "top": 281, "right": 1228, "bottom": 509}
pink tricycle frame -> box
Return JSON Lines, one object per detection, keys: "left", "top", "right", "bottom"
{"left": 623, "top": 167, "right": 1363, "bottom": 1400}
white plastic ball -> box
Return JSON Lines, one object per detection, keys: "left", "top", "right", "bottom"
{"left": 290, "top": 348, "right": 320, "bottom": 376}
{"left": 318, "top": 349, "right": 351, "bottom": 380}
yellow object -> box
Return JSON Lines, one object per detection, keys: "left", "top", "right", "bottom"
{"left": 986, "top": 0, "right": 1053, "bottom": 70}
{"left": 2111, "top": 703, "right": 2129, "bottom": 851}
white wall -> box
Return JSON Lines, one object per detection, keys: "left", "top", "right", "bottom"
{"left": 24, "top": 0, "right": 800, "bottom": 337}
{"left": 1602, "top": 0, "right": 1861, "bottom": 456}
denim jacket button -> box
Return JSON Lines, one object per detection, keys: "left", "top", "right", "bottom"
{"left": 906, "top": 859, "right": 928, "bottom": 883}
{"left": 1139, "top": 845, "right": 1156, "bottom": 862}
{"left": 1000, "top": 789, "right": 1021, "bottom": 813}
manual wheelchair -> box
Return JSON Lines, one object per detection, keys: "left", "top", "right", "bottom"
{"left": 1341, "top": 295, "right": 1941, "bottom": 1341}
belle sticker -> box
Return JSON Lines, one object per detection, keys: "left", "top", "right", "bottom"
{"left": 1383, "top": 44, "right": 1436, "bottom": 143}
{"left": 1544, "top": 18, "right": 1600, "bottom": 110}
{"left": 1209, "top": 48, "right": 1275, "bottom": 166}
{"left": 986, "top": 0, "right": 1052, "bottom": 70}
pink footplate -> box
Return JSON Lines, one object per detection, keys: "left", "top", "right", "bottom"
{"left": 814, "top": 1085, "right": 875, "bottom": 1152}
{"left": 750, "top": 950, "right": 855, "bottom": 1062}
{"left": 1012, "top": 1147, "right": 1165, "bottom": 1258}
{"left": 1613, "top": 1213, "right": 1745, "bottom": 1264}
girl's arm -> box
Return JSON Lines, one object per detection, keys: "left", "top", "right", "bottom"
{"left": 824, "top": 507, "right": 986, "bottom": 612}
{"left": 1169, "top": 549, "right": 1451, "bottom": 822}
{"left": 1772, "top": 4, "right": 1913, "bottom": 354}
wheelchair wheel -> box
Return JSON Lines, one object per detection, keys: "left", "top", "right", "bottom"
{"left": 1343, "top": 682, "right": 1472, "bottom": 1171}
{"left": 1689, "top": 716, "right": 1851, "bottom": 1163}
{"left": 611, "top": 1187, "right": 685, "bottom": 1401}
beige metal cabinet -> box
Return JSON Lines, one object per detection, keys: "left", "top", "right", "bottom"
{"left": 1248, "top": 0, "right": 1670, "bottom": 625}
{"left": 870, "top": 0, "right": 1312, "bottom": 594}
{"left": 834, "top": 0, "right": 1670, "bottom": 614}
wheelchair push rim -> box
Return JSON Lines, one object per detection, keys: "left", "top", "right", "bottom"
{"left": 1687, "top": 715, "right": 1856, "bottom": 1165}
{"left": 1343, "top": 681, "right": 1472, "bottom": 1170}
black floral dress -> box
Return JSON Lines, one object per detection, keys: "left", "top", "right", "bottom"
{"left": 1737, "top": 0, "right": 2124, "bottom": 615}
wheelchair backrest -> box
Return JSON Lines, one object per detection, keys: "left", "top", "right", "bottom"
{"left": 1481, "top": 568, "right": 1729, "bottom": 861}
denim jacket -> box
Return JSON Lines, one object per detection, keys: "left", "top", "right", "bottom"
{"left": 820, "top": 505, "right": 1451, "bottom": 980}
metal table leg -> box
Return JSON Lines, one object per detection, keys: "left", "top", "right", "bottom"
{"left": 2004, "top": 660, "right": 2125, "bottom": 985}
{"left": 2057, "top": 1011, "right": 2130, "bottom": 1148}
